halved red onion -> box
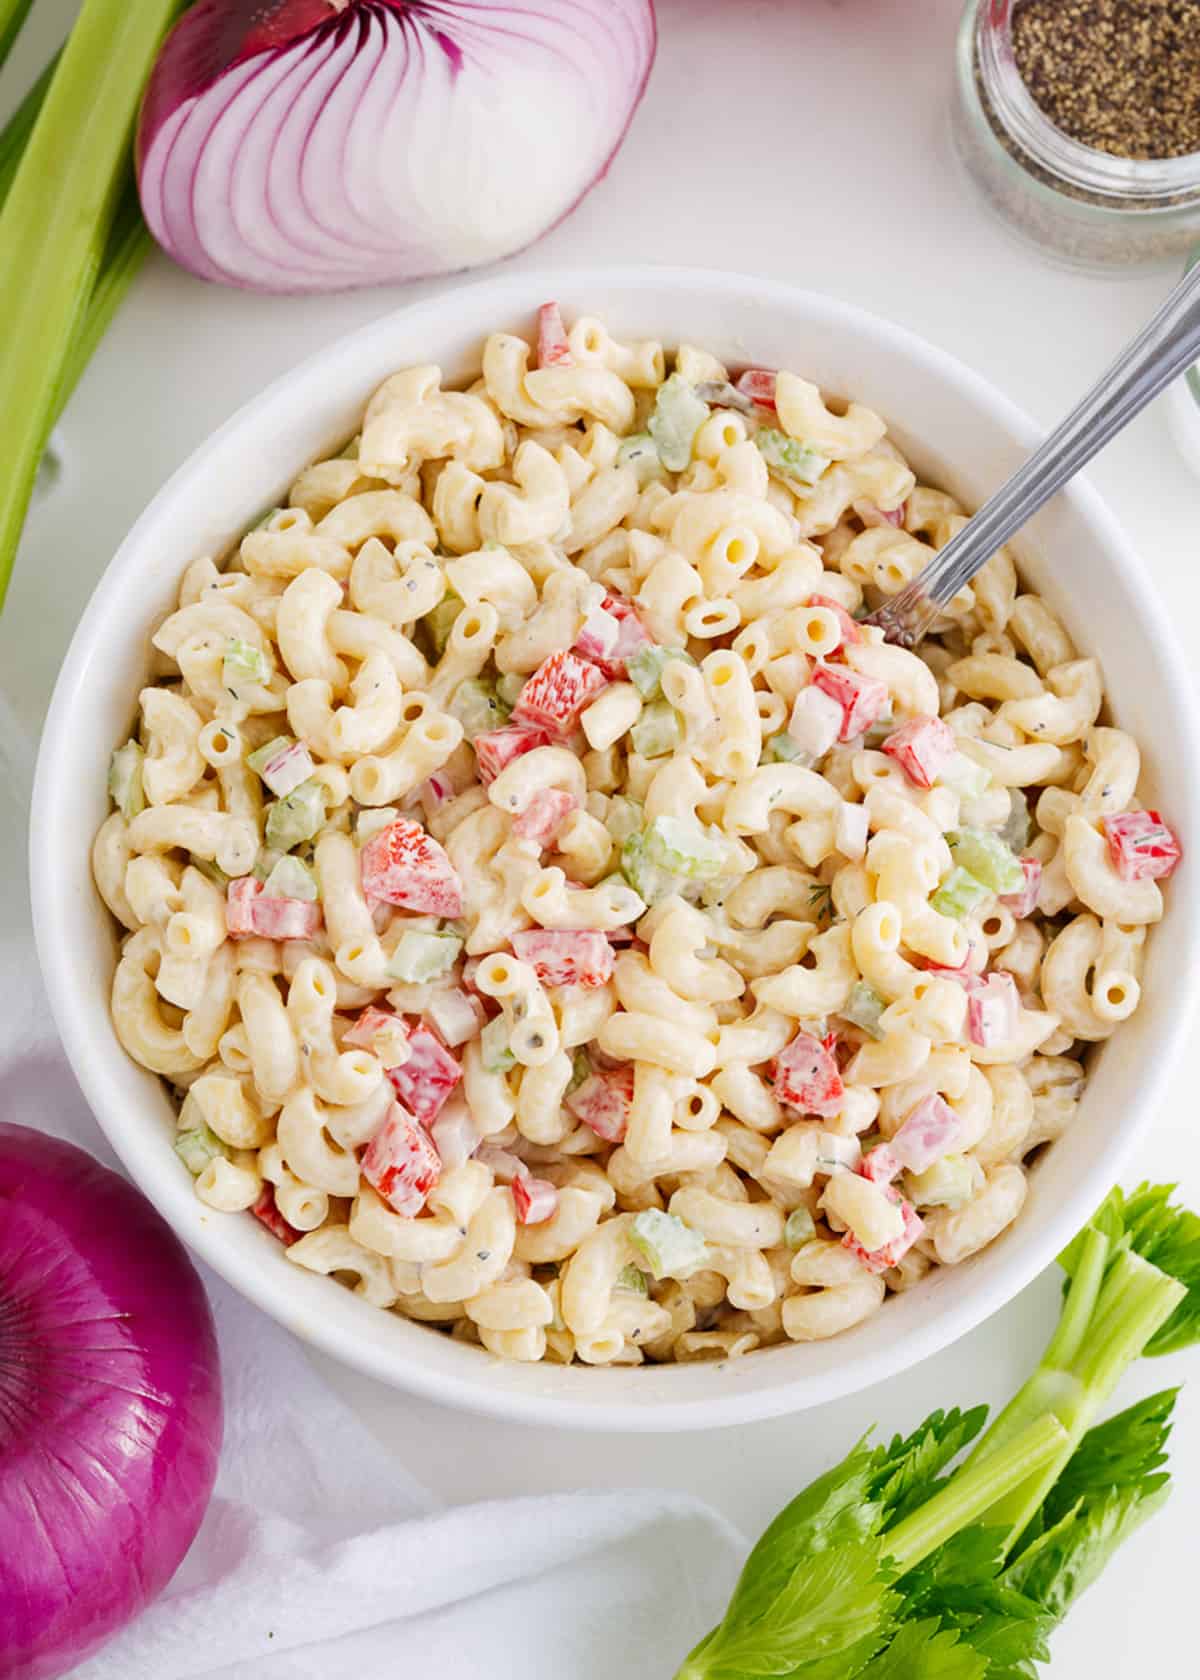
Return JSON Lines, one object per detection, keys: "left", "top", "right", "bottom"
{"left": 0, "top": 1125, "right": 222, "bottom": 1679}
{"left": 137, "top": 0, "right": 658, "bottom": 292}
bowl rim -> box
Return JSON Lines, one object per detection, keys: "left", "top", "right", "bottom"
{"left": 30, "top": 264, "right": 1200, "bottom": 1431}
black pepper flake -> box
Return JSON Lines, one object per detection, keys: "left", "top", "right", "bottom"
{"left": 1013, "top": 0, "right": 1200, "bottom": 160}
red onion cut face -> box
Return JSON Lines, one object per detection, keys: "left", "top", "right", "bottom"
{"left": 0, "top": 1125, "right": 222, "bottom": 1680}
{"left": 137, "top": 0, "right": 658, "bottom": 292}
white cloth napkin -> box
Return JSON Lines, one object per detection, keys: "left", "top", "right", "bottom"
{"left": 0, "top": 724, "right": 745, "bottom": 1680}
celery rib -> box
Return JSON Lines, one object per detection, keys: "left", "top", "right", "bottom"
{"left": 0, "top": 0, "right": 182, "bottom": 608}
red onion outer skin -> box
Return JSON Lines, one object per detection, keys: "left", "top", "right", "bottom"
{"left": 137, "top": 0, "right": 658, "bottom": 293}
{"left": 0, "top": 1125, "right": 222, "bottom": 1680}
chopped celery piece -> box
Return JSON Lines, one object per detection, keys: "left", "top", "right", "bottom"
{"left": 931, "top": 864, "right": 992, "bottom": 920}
{"left": 388, "top": 929, "right": 462, "bottom": 983}
{"left": 223, "top": 637, "right": 270, "bottom": 691}
{"left": 262, "top": 856, "right": 318, "bottom": 902}
{"left": 568, "top": 1049, "right": 592, "bottom": 1093}
{"left": 629, "top": 1209, "right": 707, "bottom": 1278}
{"left": 617, "top": 431, "right": 666, "bottom": 486}
{"left": 784, "top": 1207, "right": 816, "bottom": 1248}
{"left": 480, "top": 1014, "right": 516, "bottom": 1074}
{"left": 252, "top": 849, "right": 282, "bottom": 884}
{"left": 906, "top": 1153, "right": 978, "bottom": 1210}
{"left": 448, "top": 676, "right": 509, "bottom": 740}
{"left": 620, "top": 832, "right": 678, "bottom": 907}
{"left": 647, "top": 374, "right": 710, "bottom": 472}
{"left": 940, "top": 750, "right": 992, "bottom": 800}
{"left": 190, "top": 856, "right": 230, "bottom": 891}
{"left": 1001, "top": 787, "right": 1032, "bottom": 853}
{"left": 174, "top": 1123, "right": 228, "bottom": 1177}
{"left": 643, "top": 814, "right": 728, "bottom": 880}
{"left": 616, "top": 1264, "right": 650, "bottom": 1296}
{"left": 0, "top": 0, "right": 188, "bottom": 609}
{"left": 949, "top": 827, "right": 1025, "bottom": 894}
{"left": 108, "top": 739, "right": 144, "bottom": 820}
{"left": 605, "top": 795, "right": 644, "bottom": 845}
{"left": 762, "top": 731, "right": 807, "bottom": 765}
{"left": 425, "top": 592, "right": 463, "bottom": 658}
{"left": 247, "top": 735, "right": 293, "bottom": 775}
{"left": 265, "top": 779, "right": 328, "bottom": 853}
{"left": 496, "top": 671, "right": 526, "bottom": 710}
{"left": 842, "top": 980, "right": 886, "bottom": 1040}
{"left": 626, "top": 643, "right": 695, "bottom": 699}
{"left": 755, "top": 427, "right": 829, "bottom": 486}
{"left": 630, "top": 699, "right": 681, "bottom": 759}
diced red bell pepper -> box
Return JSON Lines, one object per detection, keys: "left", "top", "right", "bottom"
{"left": 512, "top": 1172, "right": 559, "bottom": 1225}
{"left": 811, "top": 662, "right": 889, "bottom": 742}
{"left": 226, "top": 876, "right": 322, "bottom": 941}
{"left": 966, "top": 972, "right": 1019, "bottom": 1049}
{"left": 252, "top": 1184, "right": 302, "bottom": 1246}
{"left": 734, "top": 368, "right": 777, "bottom": 410}
{"left": 999, "top": 855, "right": 1042, "bottom": 920}
{"left": 844, "top": 1200, "right": 924, "bottom": 1275}
{"left": 890, "top": 1093, "right": 960, "bottom": 1174}
{"left": 806, "top": 593, "right": 863, "bottom": 648}
{"left": 362, "top": 1102, "right": 442, "bottom": 1216}
{"left": 385, "top": 1023, "right": 462, "bottom": 1125}
{"left": 512, "top": 650, "right": 609, "bottom": 739}
{"left": 343, "top": 1005, "right": 408, "bottom": 1058}
{"left": 512, "top": 787, "right": 578, "bottom": 847}
{"left": 774, "top": 1031, "right": 844, "bottom": 1118}
{"left": 473, "top": 723, "right": 550, "bottom": 785}
{"left": 536, "top": 300, "right": 572, "bottom": 369}
{"left": 882, "top": 714, "right": 956, "bottom": 790}
{"left": 359, "top": 818, "right": 463, "bottom": 917}
{"left": 511, "top": 928, "right": 615, "bottom": 989}
{"left": 566, "top": 1065, "right": 634, "bottom": 1142}
{"left": 1103, "top": 810, "right": 1182, "bottom": 882}
{"left": 860, "top": 1144, "right": 902, "bottom": 1186}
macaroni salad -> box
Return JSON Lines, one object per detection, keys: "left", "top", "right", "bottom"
{"left": 94, "top": 303, "right": 1181, "bottom": 1366}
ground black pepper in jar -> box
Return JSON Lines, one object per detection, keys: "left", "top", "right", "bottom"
{"left": 1012, "top": 0, "right": 1200, "bottom": 161}
{"left": 951, "top": 0, "right": 1200, "bottom": 266}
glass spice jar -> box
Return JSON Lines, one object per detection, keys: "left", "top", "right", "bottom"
{"left": 952, "top": 0, "right": 1200, "bottom": 269}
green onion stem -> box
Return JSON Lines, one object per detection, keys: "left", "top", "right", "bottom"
{"left": 0, "top": 0, "right": 182, "bottom": 608}
{"left": 884, "top": 1413, "right": 1068, "bottom": 1575}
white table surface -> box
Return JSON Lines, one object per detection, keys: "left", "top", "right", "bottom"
{"left": 4, "top": 0, "right": 1199, "bottom": 1671}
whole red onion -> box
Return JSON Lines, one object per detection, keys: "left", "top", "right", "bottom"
{"left": 0, "top": 1124, "right": 222, "bottom": 1679}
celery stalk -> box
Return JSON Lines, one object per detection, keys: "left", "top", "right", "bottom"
{"left": 0, "top": 0, "right": 183, "bottom": 608}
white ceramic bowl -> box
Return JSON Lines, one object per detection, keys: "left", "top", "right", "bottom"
{"left": 32, "top": 267, "right": 1200, "bottom": 1431}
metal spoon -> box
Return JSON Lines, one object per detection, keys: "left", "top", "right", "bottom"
{"left": 866, "top": 262, "right": 1200, "bottom": 647}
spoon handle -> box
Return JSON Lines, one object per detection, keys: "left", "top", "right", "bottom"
{"left": 869, "top": 262, "right": 1200, "bottom": 646}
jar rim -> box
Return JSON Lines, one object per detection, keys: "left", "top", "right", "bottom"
{"left": 975, "top": 0, "right": 1200, "bottom": 206}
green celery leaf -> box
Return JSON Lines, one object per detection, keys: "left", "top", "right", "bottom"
{"left": 714, "top": 1443, "right": 884, "bottom": 1637}
{"left": 701, "top": 1540, "right": 891, "bottom": 1677}
{"left": 874, "top": 1407, "right": 990, "bottom": 1527}
{"left": 1001, "top": 1389, "right": 1177, "bottom": 1624}
{"left": 896, "top": 1528, "right": 1051, "bottom": 1680}
{"left": 851, "top": 1618, "right": 988, "bottom": 1680}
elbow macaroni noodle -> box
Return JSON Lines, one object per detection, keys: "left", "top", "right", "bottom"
{"left": 97, "top": 308, "right": 1179, "bottom": 1369}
